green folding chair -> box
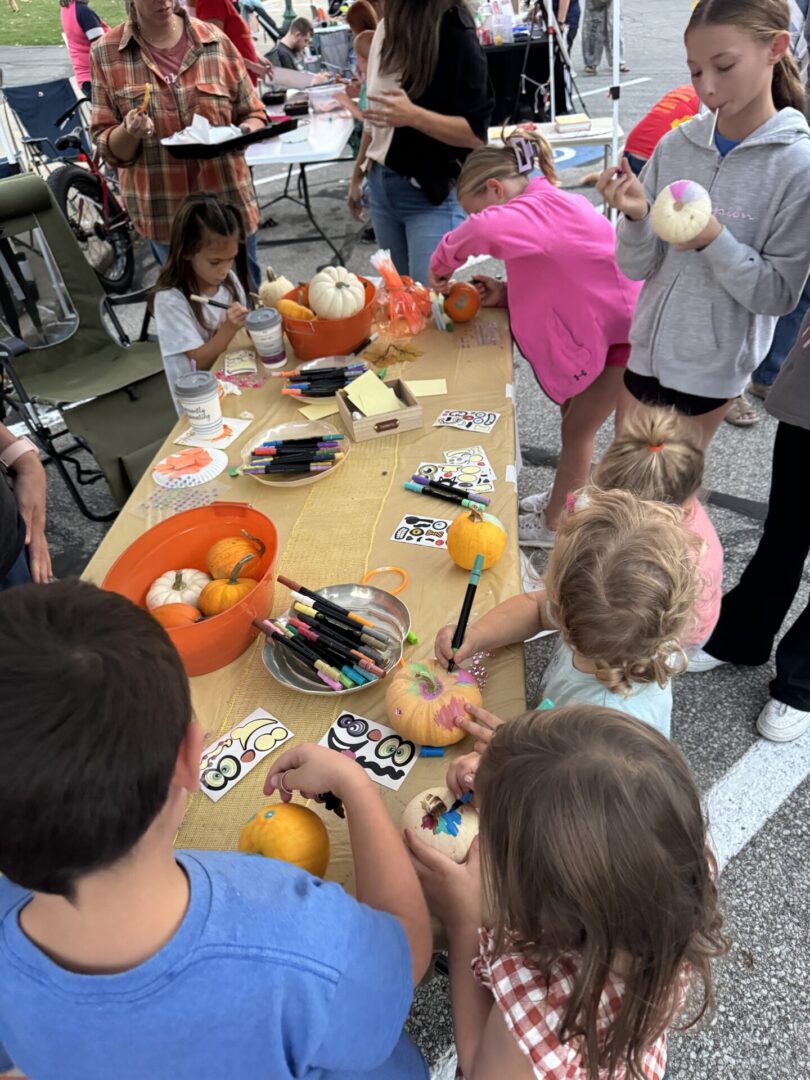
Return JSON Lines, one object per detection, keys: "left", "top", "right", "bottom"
{"left": 0, "top": 172, "right": 175, "bottom": 520}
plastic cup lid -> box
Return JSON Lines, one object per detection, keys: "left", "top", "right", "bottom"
{"left": 174, "top": 370, "right": 219, "bottom": 399}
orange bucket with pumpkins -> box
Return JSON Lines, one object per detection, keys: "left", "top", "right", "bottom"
{"left": 102, "top": 503, "right": 277, "bottom": 677}
{"left": 280, "top": 276, "right": 376, "bottom": 361}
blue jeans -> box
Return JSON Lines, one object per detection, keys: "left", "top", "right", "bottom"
{"left": 366, "top": 165, "right": 464, "bottom": 285}
{"left": 753, "top": 276, "right": 810, "bottom": 387}
{"left": 150, "top": 233, "right": 261, "bottom": 291}
{"left": 0, "top": 545, "right": 32, "bottom": 591}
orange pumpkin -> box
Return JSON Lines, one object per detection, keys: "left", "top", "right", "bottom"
{"left": 447, "top": 508, "right": 507, "bottom": 571}
{"left": 444, "top": 281, "right": 480, "bottom": 323}
{"left": 239, "top": 802, "right": 330, "bottom": 877}
{"left": 386, "top": 659, "right": 482, "bottom": 747}
{"left": 206, "top": 531, "right": 266, "bottom": 581}
{"left": 198, "top": 555, "right": 258, "bottom": 617}
{"left": 151, "top": 603, "right": 202, "bottom": 629}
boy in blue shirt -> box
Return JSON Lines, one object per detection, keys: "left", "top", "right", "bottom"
{"left": 0, "top": 581, "right": 432, "bottom": 1079}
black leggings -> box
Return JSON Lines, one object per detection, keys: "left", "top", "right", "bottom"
{"left": 706, "top": 421, "right": 810, "bottom": 709}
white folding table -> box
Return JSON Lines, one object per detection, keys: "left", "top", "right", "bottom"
{"left": 246, "top": 114, "right": 354, "bottom": 264}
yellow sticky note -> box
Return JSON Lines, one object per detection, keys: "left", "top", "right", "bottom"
{"left": 345, "top": 370, "right": 403, "bottom": 416}
{"left": 405, "top": 379, "right": 447, "bottom": 398}
{"left": 299, "top": 401, "right": 339, "bottom": 420}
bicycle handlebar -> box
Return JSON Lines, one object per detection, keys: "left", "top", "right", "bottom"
{"left": 54, "top": 97, "right": 90, "bottom": 129}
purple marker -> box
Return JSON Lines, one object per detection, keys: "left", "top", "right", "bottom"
{"left": 410, "top": 475, "right": 491, "bottom": 506}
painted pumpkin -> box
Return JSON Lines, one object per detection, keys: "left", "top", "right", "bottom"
{"left": 386, "top": 660, "right": 482, "bottom": 747}
{"left": 447, "top": 508, "right": 507, "bottom": 571}
{"left": 198, "top": 555, "right": 258, "bottom": 617}
{"left": 258, "top": 267, "right": 294, "bottom": 309}
{"left": 444, "top": 281, "right": 480, "bottom": 323}
{"left": 146, "top": 568, "right": 211, "bottom": 610}
{"left": 239, "top": 802, "right": 330, "bottom": 877}
{"left": 402, "top": 787, "right": 479, "bottom": 863}
{"left": 206, "top": 531, "right": 266, "bottom": 581}
{"left": 151, "top": 603, "right": 202, "bottom": 629}
{"left": 308, "top": 266, "right": 365, "bottom": 320}
{"left": 650, "top": 180, "right": 712, "bottom": 244}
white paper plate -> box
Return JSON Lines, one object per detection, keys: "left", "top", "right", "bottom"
{"left": 152, "top": 447, "right": 229, "bottom": 489}
{"left": 240, "top": 419, "right": 348, "bottom": 488}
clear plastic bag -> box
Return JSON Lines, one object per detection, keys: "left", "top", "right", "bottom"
{"left": 370, "top": 249, "right": 432, "bottom": 338}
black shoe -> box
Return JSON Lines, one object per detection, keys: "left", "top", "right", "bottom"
{"left": 361, "top": 225, "right": 375, "bottom": 244}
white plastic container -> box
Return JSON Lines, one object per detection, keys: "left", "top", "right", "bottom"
{"left": 306, "top": 83, "right": 347, "bottom": 115}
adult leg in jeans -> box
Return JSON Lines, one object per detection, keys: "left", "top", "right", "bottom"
{"left": 581, "top": 1, "right": 604, "bottom": 67}
{"left": 0, "top": 546, "right": 32, "bottom": 591}
{"left": 404, "top": 189, "right": 465, "bottom": 286}
{"left": 705, "top": 422, "right": 810, "bottom": 673}
{"left": 367, "top": 166, "right": 409, "bottom": 276}
{"left": 752, "top": 277, "right": 810, "bottom": 389}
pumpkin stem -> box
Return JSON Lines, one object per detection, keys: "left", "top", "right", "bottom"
{"left": 229, "top": 554, "right": 255, "bottom": 583}
{"left": 241, "top": 529, "right": 266, "bottom": 558}
{"left": 172, "top": 570, "right": 185, "bottom": 591}
{"left": 468, "top": 507, "right": 483, "bottom": 524}
{"left": 266, "top": 267, "right": 277, "bottom": 283}
{"left": 411, "top": 662, "right": 439, "bottom": 695}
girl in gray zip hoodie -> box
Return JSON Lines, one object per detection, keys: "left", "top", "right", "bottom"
{"left": 600, "top": 0, "right": 810, "bottom": 445}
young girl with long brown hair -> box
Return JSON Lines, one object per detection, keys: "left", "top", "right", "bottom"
{"left": 152, "top": 195, "right": 249, "bottom": 413}
{"left": 598, "top": 0, "right": 810, "bottom": 448}
{"left": 430, "top": 132, "right": 640, "bottom": 548}
{"left": 407, "top": 705, "right": 728, "bottom": 1079}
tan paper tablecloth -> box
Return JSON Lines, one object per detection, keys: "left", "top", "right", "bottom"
{"left": 82, "top": 314, "right": 527, "bottom": 891}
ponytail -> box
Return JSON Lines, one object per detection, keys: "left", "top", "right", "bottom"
{"left": 456, "top": 126, "right": 558, "bottom": 200}
{"left": 773, "top": 51, "right": 806, "bottom": 112}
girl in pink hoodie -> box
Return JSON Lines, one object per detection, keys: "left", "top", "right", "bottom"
{"left": 430, "top": 131, "right": 640, "bottom": 548}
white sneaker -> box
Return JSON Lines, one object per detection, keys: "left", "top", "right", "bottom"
{"left": 519, "top": 489, "right": 550, "bottom": 514}
{"left": 756, "top": 699, "right": 810, "bottom": 742}
{"left": 686, "top": 646, "right": 726, "bottom": 673}
{"left": 520, "top": 550, "right": 545, "bottom": 592}
{"left": 519, "top": 511, "right": 557, "bottom": 549}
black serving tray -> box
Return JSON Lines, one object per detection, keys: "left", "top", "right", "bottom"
{"left": 163, "top": 119, "right": 298, "bottom": 160}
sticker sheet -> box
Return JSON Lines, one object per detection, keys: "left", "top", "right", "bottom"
{"left": 458, "top": 321, "right": 505, "bottom": 349}
{"left": 390, "top": 513, "right": 450, "bottom": 548}
{"left": 199, "top": 709, "right": 294, "bottom": 802}
{"left": 414, "top": 461, "right": 494, "bottom": 494}
{"left": 319, "top": 711, "right": 418, "bottom": 791}
{"left": 443, "top": 444, "right": 497, "bottom": 482}
{"left": 433, "top": 409, "right": 501, "bottom": 435}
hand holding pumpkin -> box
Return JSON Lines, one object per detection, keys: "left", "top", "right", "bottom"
{"left": 472, "top": 274, "right": 506, "bottom": 308}
{"left": 264, "top": 742, "right": 372, "bottom": 803}
{"left": 456, "top": 703, "right": 505, "bottom": 754}
{"left": 405, "top": 829, "right": 481, "bottom": 926}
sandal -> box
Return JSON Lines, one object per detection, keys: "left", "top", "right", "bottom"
{"left": 620, "top": 62, "right": 630, "bottom": 72}
{"left": 724, "top": 395, "right": 760, "bottom": 427}
{"left": 583, "top": 65, "right": 598, "bottom": 75}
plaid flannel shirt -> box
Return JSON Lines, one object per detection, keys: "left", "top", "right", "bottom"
{"left": 469, "top": 929, "right": 668, "bottom": 1080}
{"left": 90, "top": 12, "right": 265, "bottom": 243}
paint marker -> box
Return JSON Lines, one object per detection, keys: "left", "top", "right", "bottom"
{"left": 190, "top": 293, "right": 231, "bottom": 311}
{"left": 404, "top": 481, "right": 485, "bottom": 512}
{"left": 252, "top": 443, "right": 340, "bottom": 455}
{"left": 448, "top": 553, "right": 485, "bottom": 673}
{"left": 288, "top": 589, "right": 390, "bottom": 643}
{"left": 242, "top": 463, "right": 334, "bottom": 474}
{"left": 411, "top": 475, "right": 492, "bottom": 506}
{"left": 261, "top": 435, "right": 345, "bottom": 447}
{"left": 420, "top": 746, "right": 445, "bottom": 758}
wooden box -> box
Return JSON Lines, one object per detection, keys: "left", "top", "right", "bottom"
{"left": 335, "top": 378, "right": 424, "bottom": 442}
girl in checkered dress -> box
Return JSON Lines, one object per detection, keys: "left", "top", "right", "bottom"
{"left": 407, "top": 705, "right": 728, "bottom": 1079}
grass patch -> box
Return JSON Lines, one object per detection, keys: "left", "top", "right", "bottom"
{"left": 0, "top": 0, "right": 128, "bottom": 47}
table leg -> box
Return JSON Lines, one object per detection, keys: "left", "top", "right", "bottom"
{"left": 256, "top": 163, "right": 344, "bottom": 266}
{"left": 297, "top": 165, "right": 343, "bottom": 266}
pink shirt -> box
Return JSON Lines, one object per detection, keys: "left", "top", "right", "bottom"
{"left": 685, "top": 499, "right": 723, "bottom": 646}
{"left": 430, "top": 176, "right": 641, "bottom": 404}
{"left": 61, "top": 0, "right": 109, "bottom": 86}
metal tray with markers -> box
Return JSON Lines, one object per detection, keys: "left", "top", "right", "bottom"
{"left": 163, "top": 119, "right": 298, "bottom": 160}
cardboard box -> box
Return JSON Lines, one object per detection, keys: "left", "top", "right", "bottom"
{"left": 336, "top": 378, "right": 423, "bottom": 442}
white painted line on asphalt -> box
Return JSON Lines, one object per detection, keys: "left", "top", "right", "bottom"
{"left": 578, "top": 76, "right": 651, "bottom": 98}
{"left": 705, "top": 730, "right": 810, "bottom": 872}
{"left": 253, "top": 160, "right": 348, "bottom": 189}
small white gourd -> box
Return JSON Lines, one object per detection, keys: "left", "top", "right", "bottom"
{"left": 258, "top": 267, "right": 294, "bottom": 309}
{"left": 401, "top": 787, "right": 479, "bottom": 864}
{"left": 308, "top": 266, "right": 365, "bottom": 320}
{"left": 146, "top": 568, "right": 211, "bottom": 610}
{"left": 650, "top": 180, "right": 712, "bottom": 245}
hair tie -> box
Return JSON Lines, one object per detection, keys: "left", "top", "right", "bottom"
{"left": 647, "top": 443, "right": 666, "bottom": 452}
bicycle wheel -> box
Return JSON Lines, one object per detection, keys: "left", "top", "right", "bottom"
{"left": 47, "top": 164, "right": 135, "bottom": 294}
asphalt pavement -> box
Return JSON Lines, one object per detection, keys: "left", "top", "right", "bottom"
{"left": 2, "top": 2, "right": 809, "bottom": 1076}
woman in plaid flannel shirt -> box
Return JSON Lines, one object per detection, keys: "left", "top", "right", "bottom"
{"left": 407, "top": 706, "right": 727, "bottom": 1079}
{"left": 90, "top": 0, "right": 266, "bottom": 279}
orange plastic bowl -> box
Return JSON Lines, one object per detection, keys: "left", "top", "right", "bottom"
{"left": 281, "top": 277, "right": 376, "bottom": 361}
{"left": 102, "top": 503, "right": 278, "bottom": 677}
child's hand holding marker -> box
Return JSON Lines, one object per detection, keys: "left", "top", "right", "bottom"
{"left": 446, "top": 750, "right": 481, "bottom": 800}
{"left": 596, "top": 157, "right": 649, "bottom": 221}
{"left": 434, "top": 621, "right": 483, "bottom": 670}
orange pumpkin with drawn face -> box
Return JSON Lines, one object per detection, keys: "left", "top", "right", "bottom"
{"left": 445, "top": 281, "right": 481, "bottom": 323}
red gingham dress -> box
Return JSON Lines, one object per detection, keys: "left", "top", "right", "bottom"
{"left": 469, "top": 929, "right": 668, "bottom": 1079}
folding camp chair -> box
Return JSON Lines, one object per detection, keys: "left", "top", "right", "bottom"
{"left": 0, "top": 76, "right": 91, "bottom": 173}
{"left": 0, "top": 173, "right": 176, "bottom": 521}
{"left": 239, "top": 1, "right": 281, "bottom": 45}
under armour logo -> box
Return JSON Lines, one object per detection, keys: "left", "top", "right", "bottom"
{"left": 572, "top": 370, "right": 588, "bottom": 381}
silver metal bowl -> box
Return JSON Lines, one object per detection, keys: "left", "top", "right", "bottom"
{"left": 261, "top": 582, "right": 412, "bottom": 695}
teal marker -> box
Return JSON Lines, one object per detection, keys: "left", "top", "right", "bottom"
{"left": 448, "top": 554, "right": 485, "bottom": 673}
{"left": 403, "top": 481, "right": 485, "bottom": 512}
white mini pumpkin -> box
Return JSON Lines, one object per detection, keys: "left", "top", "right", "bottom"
{"left": 308, "top": 266, "right": 365, "bottom": 320}
{"left": 258, "top": 267, "right": 294, "bottom": 310}
{"left": 402, "top": 786, "right": 479, "bottom": 864}
{"left": 146, "top": 568, "right": 211, "bottom": 611}
{"left": 650, "top": 179, "right": 712, "bottom": 245}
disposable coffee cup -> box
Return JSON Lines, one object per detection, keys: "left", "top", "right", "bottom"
{"left": 174, "top": 370, "right": 224, "bottom": 440}
{"left": 246, "top": 308, "right": 286, "bottom": 368}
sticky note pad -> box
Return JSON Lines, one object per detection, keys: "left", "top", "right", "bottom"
{"left": 405, "top": 379, "right": 447, "bottom": 398}
{"left": 299, "top": 401, "right": 339, "bottom": 420}
{"left": 345, "top": 370, "right": 403, "bottom": 416}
